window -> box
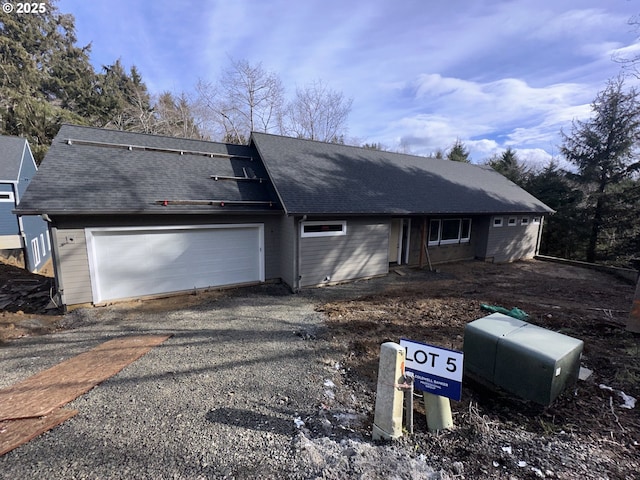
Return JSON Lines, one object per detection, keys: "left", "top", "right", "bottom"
{"left": 532, "top": 217, "right": 541, "bottom": 224}
{"left": 508, "top": 217, "right": 517, "bottom": 226}
{"left": 0, "top": 191, "right": 14, "bottom": 203}
{"left": 493, "top": 217, "right": 503, "bottom": 227}
{"left": 428, "top": 218, "right": 472, "bottom": 245}
{"left": 521, "top": 217, "right": 529, "bottom": 226}
{"left": 301, "top": 220, "right": 347, "bottom": 238}
{"left": 461, "top": 218, "right": 471, "bottom": 241}
{"left": 31, "top": 238, "right": 41, "bottom": 267}
{"left": 428, "top": 220, "right": 440, "bottom": 245}
{"left": 441, "top": 219, "right": 461, "bottom": 243}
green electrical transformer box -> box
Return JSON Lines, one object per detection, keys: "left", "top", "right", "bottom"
{"left": 463, "top": 313, "right": 584, "bottom": 406}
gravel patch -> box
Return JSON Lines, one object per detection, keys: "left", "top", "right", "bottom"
{"left": 0, "top": 279, "right": 442, "bottom": 479}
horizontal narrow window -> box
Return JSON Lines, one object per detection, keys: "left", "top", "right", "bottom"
{"left": 532, "top": 217, "right": 541, "bottom": 224}
{"left": 493, "top": 217, "right": 503, "bottom": 227}
{"left": 521, "top": 217, "right": 529, "bottom": 225}
{"left": 301, "top": 220, "right": 347, "bottom": 238}
{"left": 0, "top": 191, "right": 14, "bottom": 202}
{"left": 508, "top": 217, "right": 517, "bottom": 226}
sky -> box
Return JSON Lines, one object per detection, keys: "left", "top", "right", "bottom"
{"left": 57, "top": 0, "right": 640, "bottom": 167}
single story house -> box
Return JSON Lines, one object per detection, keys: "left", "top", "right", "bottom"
{"left": 16, "top": 125, "right": 553, "bottom": 308}
{"left": 0, "top": 135, "right": 52, "bottom": 272}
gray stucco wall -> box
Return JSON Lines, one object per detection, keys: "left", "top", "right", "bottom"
{"left": 299, "top": 217, "right": 389, "bottom": 287}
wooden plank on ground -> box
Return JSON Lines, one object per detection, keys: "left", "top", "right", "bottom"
{"left": 0, "top": 409, "right": 78, "bottom": 456}
{"left": 0, "top": 335, "right": 171, "bottom": 421}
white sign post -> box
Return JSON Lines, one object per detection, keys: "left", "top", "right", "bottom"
{"left": 400, "top": 338, "right": 463, "bottom": 432}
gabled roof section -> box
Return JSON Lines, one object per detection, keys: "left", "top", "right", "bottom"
{"left": 16, "top": 125, "right": 281, "bottom": 215}
{"left": 250, "top": 132, "right": 553, "bottom": 216}
{"left": 0, "top": 135, "right": 28, "bottom": 182}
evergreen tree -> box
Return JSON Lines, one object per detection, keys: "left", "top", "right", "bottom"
{"left": 525, "top": 162, "right": 587, "bottom": 259}
{"left": 0, "top": 0, "right": 90, "bottom": 161}
{"left": 446, "top": 139, "right": 470, "bottom": 162}
{"left": 487, "top": 147, "right": 529, "bottom": 186}
{"left": 560, "top": 77, "right": 640, "bottom": 263}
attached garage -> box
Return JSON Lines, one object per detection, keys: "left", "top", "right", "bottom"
{"left": 86, "top": 224, "right": 265, "bottom": 303}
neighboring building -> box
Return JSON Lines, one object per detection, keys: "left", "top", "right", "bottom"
{"left": 0, "top": 135, "right": 51, "bottom": 272}
{"left": 16, "top": 125, "right": 553, "bottom": 308}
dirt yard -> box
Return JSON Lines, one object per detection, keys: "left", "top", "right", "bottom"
{"left": 319, "top": 260, "right": 639, "bottom": 479}
{"left": 0, "top": 259, "right": 638, "bottom": 478}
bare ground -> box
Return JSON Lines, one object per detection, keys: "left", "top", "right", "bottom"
{"left": 318, "top": 260, "right": 640, "bottom": 479}
{"left": 0, "top": 259, "right": 638, "bottom": 479}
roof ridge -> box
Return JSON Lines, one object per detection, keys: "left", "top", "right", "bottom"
{"left": 250, "top": 131, "right": 492, "bottom": 169}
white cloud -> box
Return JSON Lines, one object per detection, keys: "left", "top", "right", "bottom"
{"left": 376, "top": 73, "right": 595, "bottom": 161}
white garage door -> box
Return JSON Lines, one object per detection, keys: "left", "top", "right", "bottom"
{"left": 86, "top": 224, "right": 264, "bottom": 303}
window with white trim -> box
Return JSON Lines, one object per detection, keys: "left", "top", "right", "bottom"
{"left": 508, "top": 217, "right": 517, "bottom": 226}
{"left": 0, "top": 191, "right": 14, "bottom": 202}
{"left": 301, "top": 220, "right": 347, "bottom": 238}
{"left": 521, "top": 217, "right": 529, "bottom": 226}
{"left": 493, "top": 217, "right": 503, "bottom": 227}
{"left": 532, "top": 217, "right": 541, "bottom": 224}
{"left": 428, "top": 218, "right": 472, "bottom": 245}
{"left": 31, "top": 237, "right": 41, "bottom": 266}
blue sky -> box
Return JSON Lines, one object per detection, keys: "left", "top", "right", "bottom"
{"left": 58, "top": 0, "right": 640, "bottom": 166}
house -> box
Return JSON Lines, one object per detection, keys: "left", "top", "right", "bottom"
{"left": 0, "top": 135, "right": 52, "bottom": 272}
{"left": 16, "top": 125, "right": 553, "bottom": 308}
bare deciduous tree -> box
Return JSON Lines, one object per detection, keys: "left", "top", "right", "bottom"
{"left": 283, "top": 80, "right": 352, "bottom": 143}
{"left": 195, "top": 59, "right": 284, "bottom": 144}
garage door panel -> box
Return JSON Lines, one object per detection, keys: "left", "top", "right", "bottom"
{"left": 87, "top": 225, "right": 264, "bottom": 303}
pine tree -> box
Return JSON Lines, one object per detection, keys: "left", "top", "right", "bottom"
{"left": 561, "top": 77, "right": 640, "bottom": 263}
{"left": 446, "top": 139, "right": 470, "bottom": 162}
{"left": 488, "top": 147, "right": 529, "bottom": 186}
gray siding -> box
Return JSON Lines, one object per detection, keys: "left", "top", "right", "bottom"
{"left": 0, "top": 183, "right": 17, "bottom": 235}
{"left": 16, "top": 145, "right": 36, "bottom": 198}
{"left": 52, "top": 227, "right": 93, "bottom": 305}
{"left": 279, "top": 216, "right": 296, "bottom": 289}
{"left": 485, "top": 215, "right": 541, "bottom": 262}
{"left": 299, "top": 218, "right": 389, "bottom": 287}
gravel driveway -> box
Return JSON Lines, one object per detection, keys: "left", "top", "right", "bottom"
{"left": 0, "top": 281, "right": 440, "bottom": 480}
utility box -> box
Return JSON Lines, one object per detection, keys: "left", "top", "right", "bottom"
{"left": 463, "top": 313, "right": 583, "bottom": 406}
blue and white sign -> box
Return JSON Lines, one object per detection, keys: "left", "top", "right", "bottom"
{"left": 400, "top": 338, "right": 464, "bottom": 401}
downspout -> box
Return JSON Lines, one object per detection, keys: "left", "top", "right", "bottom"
{"left": 295, "top": 215, "right": 307, "bottom": 292}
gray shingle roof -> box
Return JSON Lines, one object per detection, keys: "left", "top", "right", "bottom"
{"left": 251, "top": 132, "right": 553, "bottom": 216}
{"left": 16, "top": 125, "right": 280, "bottom": 215}
{"left": 0, "top": 135, "right": 27, "bottom": 181}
